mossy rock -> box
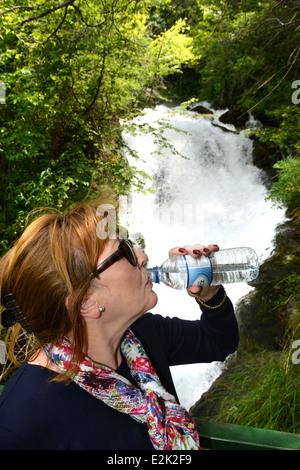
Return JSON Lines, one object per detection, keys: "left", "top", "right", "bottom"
{"left": 236, "top": 218, "right": 299, "bottom": 351}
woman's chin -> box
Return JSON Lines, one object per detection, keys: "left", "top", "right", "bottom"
{"left": 149, "top": 291, "right": 158, "bottom": 310}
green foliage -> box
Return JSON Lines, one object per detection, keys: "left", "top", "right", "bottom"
{"left": 0, "top": 0, "right": 195, "bottom": 254}
{"left": 273, "top": 273, "right": 300, "bottom": 312}
{"left": 147, "top": 18, "right": 194, "bottom": 76}
{"left": 189, "top": 0, "right": 300, "bottom": 111}
{"left": 215, "top": 348, "right": 300, "bottom": 433}
{"left": 268, "top": 156, "right": 300, "bottom": 210}
{"left": 0, "top": 0, "right": 298, "bottom": 251}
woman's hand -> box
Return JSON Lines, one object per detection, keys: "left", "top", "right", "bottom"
{"left": 168, "top": 243, "right": 220, "bottom": 302}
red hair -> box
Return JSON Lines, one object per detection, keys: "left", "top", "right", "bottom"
{"left": 0, "top": 198, "right": 115, "bottom": 380}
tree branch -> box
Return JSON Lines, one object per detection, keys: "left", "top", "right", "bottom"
{"left": 84, "top": 46, "right": 107, "bottom": 114}
{"left": 244, "top": 45, "right": 300, "bottom": 115}
{"left": 17, "top": 0, "right": 76, "bottom": 27}
{"left": 43, "top": 6, "right": 69, "bottom": 44}
{"left": 1, "top": 6, "right": 36, "bottom": 16}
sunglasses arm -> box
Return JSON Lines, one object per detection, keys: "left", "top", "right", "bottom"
{"left": 96, "top": 249, "right": 123, "bottom": 276}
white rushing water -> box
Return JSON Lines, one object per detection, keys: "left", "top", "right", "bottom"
{"left": 120, "top": 103, "right": 285, "bottom": 410}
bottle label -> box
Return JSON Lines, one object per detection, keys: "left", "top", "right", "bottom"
{"left": 184, "top": 257, "right": 213, "bottom": 287}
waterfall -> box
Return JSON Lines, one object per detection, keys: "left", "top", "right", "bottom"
{"left": 121, "top": 103, "right": 286, "bottom": 410}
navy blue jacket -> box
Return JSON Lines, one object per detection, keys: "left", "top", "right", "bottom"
{"left": 0, "top": 287, "right": 238, "bottom": 450}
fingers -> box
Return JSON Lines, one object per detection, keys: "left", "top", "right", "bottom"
{"left": 187, "top": 285, "right": 203, "bottom": 297}
{"left": 168, "top": 244, "right": 219, "bottom": 258}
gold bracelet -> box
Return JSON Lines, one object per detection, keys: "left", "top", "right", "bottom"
{"left": 196, "top": 288, "right": 227, "bottom": 309}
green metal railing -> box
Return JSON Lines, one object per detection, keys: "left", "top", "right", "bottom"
{"left": 195, "top": 418, "right": 300, "bottom": 450}
{"left": 0, "top": 384, "right": 299, "bottom": 449}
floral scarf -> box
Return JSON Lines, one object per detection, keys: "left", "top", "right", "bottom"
{"left": 44, "top": 329, "right": 200, "bottom": 450}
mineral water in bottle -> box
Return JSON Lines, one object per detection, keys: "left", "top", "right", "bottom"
{"left": 147, "top": 247, "right": 259, "bottom": 289}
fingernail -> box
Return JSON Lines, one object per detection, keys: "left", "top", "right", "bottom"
{"left": 179, "top": 248, "right": 186, "bottom": 253}
{"left": 203, "top": 248, "right": 210, "bottom": 253}
{"left": 193, "top": 249, "right": 201, "bottom": 254}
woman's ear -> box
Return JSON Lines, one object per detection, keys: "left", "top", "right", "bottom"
{"left": 80, "top": 297, "right": 101, "bottom": 319}
{"left": 65, "top": 295, "right": 71, "bottom": 312}
{"left": 65, "top": 295, "right": 101, "bottom": 319}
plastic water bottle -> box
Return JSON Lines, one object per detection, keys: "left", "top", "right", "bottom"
{"left": 147, "top": 247, "right": 259, "bottom": 289}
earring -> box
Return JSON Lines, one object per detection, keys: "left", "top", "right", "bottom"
{"left": 98, "top": 306, "right": 105, "bottom": 314}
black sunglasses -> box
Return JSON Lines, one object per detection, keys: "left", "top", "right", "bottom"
{"left": 93, "top": 239, "right": 138, "bottom": 277}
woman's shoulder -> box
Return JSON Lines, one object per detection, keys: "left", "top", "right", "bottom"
{"left": 130, "top": 311, "right": 187, "bottom": 357}
{"left": 131, "top": 311, "right": 191, "bottom": 339}
{"left": 0, "top": 362, "right": 59, "bottom": 448}
{"left": 0, "top": 361, "right": 60, "bottom": 409}
{"left": 130, "top": 311, "right": 171, "bottom": 340}
{"left": 0, "top": 362, "right": 83, "bottom": 449}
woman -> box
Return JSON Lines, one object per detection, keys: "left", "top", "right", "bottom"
{"left": 0, "top": 200, "right": 239, "bottom": 450}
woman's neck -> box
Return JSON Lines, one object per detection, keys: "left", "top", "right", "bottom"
{"left": 70, "top": 319, "right": 126, "bottom": 370}
{"left": 30, "top": 318, "right": 129, "bottom": 372}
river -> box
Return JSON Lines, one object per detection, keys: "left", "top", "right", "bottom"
{"left": 120, "top": 103, "right": 285, "bottom": 410}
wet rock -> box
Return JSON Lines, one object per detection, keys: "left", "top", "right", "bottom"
{"left": 187, "top": 104, "right": 213, "bottom": 115}
{"left": 237, "top": 218, "right": 300, "bottom": 351}
{"left": 219, "top": 106, "right": 248, "bottom": 127}
{"left": 211, "top": 122, "right": 238, "bottom": 134}
{"left": 250, "top": 136, "right": 282, "bottom": 184}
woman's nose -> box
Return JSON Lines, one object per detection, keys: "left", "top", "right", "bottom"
{"left": 135, "top": 248, "right": 148, "bottom": 268}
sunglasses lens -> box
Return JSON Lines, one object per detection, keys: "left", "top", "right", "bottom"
{"left": 122, "top": 240, "right": 138, "bottom": 266}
